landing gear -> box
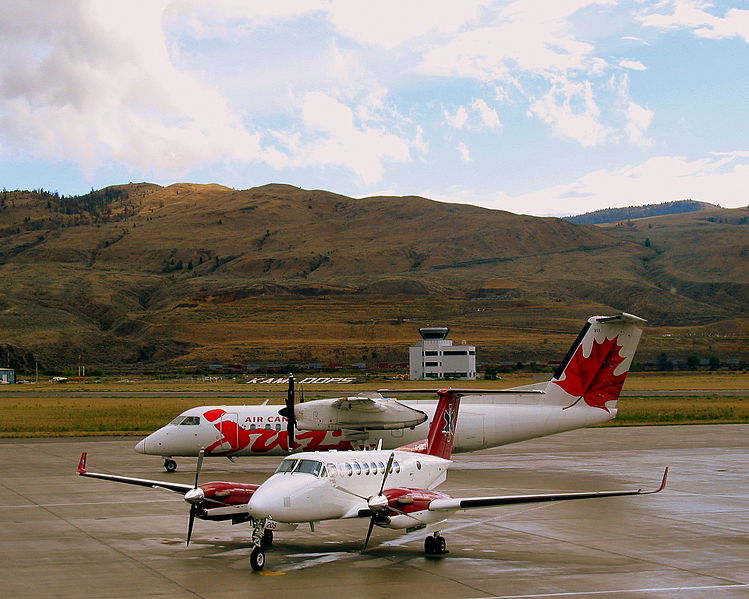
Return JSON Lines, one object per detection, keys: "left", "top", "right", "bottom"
{"left": 250, "top": 518, "right": 269, "bottom": 571}
{"left": 424, "top": 532, "right": 448, "bottom": 556}
{"left": 164, "top": 459, "right": 177, "bottom": 472}
{"left": 249, "top": 546, "right": 265, "bottom": 571}
{"left": 261, "top": 529, "right": 274, "bottom": 547}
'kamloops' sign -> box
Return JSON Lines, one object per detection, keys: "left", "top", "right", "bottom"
{"left": 246, "top": 376, "right": 356, "bottom": 384}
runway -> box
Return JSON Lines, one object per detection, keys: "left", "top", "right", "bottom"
{"left": 1, "top": 425, "right": 748, "bottom": 599}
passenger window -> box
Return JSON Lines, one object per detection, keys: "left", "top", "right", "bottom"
{"left": 377, "top": 461, "right": 385, "bottom": 474}
{"left": 362, "top": 462, "right": 370, "bottom": 475}
{"left": 394, "top": 461, "right": 400, "bottom": 474}
{"left": 249, "top": 424, "right": 256, "bottom": 431}
{"left": 370, "top": 462, "right": 378, "bottom": 474}
{"left": 275, "top": 423, "right": 281, "bottom": 431}
{"left": 345, "top": 463, "right": 353, "bottom": 476}
{"left": 327, "top": 463, "right": 337, "bottom": 477}
{"left": 353, "top": 462, "right": 361, "bottom": 475}
{"left": 264, "top": 423, "right": 271, "bottom": 430}
{"left": 416, "top": 461, "right": 422, "bottom": 470}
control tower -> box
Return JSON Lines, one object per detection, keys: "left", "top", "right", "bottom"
{"left": 408, "top": 327, "right": 476, "bottom": 380}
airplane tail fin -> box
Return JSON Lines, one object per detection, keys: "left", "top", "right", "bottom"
{"left": 398, "top": 389, "right": 461, "bottom": 459}
{"left": 546, "top": 313, "right": 645, "bottom": 412}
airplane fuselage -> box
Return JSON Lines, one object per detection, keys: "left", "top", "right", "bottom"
{"left": 135, "top": 398, "right": 615, "bottom": 458}
{"left": 246, "top": 449, "right": 450, "bottom": 525}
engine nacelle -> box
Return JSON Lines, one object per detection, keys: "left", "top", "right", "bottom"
{"left": 293, "top": 395, "right": 427, "bottom": 431}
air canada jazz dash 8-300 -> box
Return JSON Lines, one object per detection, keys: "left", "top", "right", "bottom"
{"left": 136, "top": 313, "right": 646, "bottom": 471}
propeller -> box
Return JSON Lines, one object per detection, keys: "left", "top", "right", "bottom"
{"left": 334, "top": 453, "right": 405, "bottom": 550}
{"left": 184, "top": 449, "right": 205, "bottom": 546}
{"left": 278, "top": 374, "right": 296, "bottom": 452}
{"left": 363, "top": 452, "right": 396, "bottom": 550}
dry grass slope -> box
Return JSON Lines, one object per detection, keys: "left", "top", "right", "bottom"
{"left": 0, "top": 184, "right": 747, "bottom": 371}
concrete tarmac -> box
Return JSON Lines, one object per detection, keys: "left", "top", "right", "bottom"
{"left": 1, "top": 425, "right": 748, "bottom": 599}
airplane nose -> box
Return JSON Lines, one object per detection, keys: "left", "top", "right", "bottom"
{"left": 134, "top": 438, "right": 147, "bottom": 454}
{"left": 247, "top": 494, "right": 273, "bottom": 520}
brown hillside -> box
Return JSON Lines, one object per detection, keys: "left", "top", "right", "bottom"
{"left": 0, "top": 184, "right": 746, "bottom": 371}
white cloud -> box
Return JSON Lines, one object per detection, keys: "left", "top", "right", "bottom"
{"left": 529, "top": 79, "right": 610, "bottom": 147}
{"left": 457, "top": 142, "right": 472, "bottom": 163}
{"left": 487, "top": 152, "right": 749, "bottom": 215}
{"left": 619, "top": 59, "right": 647, "bottom": 71}
{"left": 0, "top": 0, "right": 270, "bottom": 176}
{"left": 274, "top": 91, "right": 414, "bottom": 185}
{"left": 639, "top": 1, "right": 749, "bottom": 43}
{"left": 444, "top": 106, "right": 469, "bottom": 129}
{"left": 471, "top": 99, "right": 502, "bottom": 129}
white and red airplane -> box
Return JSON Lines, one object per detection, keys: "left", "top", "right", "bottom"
{"left": 77, "top": 385, "right": 667, "bottom": 571}
{"left": 136, "top": 313, "right": 646, "bottom": 471}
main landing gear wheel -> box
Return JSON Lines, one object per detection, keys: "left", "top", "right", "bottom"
{"left": 261, "top": 529, "right": 274, "bottom": 547}
{"left": 424, "top": 533, "right": 448, "bottom": 556}
{"left": 250, "top": 546, "right": 266, "bottom": 571}
{"left": 164, "top": 459, "right": 177, "bottom": 472}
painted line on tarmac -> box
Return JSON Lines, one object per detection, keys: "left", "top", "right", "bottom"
{"left": 1, "top": 499, "right": 175, "bottom": 508}
{"left": 469, "top": 584, "right": 749, "bottom": 598}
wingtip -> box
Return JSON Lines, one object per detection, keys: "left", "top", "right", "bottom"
{"left": 77, "top": 452, "right": 88, "bottom": 475}
{"left": 657, "top": 466, "right": 669, "bottom": 492}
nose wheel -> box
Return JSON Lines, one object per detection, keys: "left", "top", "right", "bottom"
{"left": 163, "top": 459, "right": 177, "bottom": 472}
{"left": 250, "top": 546, "right": 266, "bottom": 571}
{"left": 424, "top": 532, "right": 448, "bottom": 555}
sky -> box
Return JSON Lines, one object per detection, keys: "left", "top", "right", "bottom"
{"left": 0, "top": 1, "right": 747, "bottom": 216}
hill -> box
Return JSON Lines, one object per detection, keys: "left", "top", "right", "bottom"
{"left": 565, "top": 200, "right": 717, "bottom": 224}
{"left": 0, "top": 184, "right": 747, "bottom": 372}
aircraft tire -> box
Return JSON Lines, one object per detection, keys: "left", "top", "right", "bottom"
{"left": 164, "top": 459, "right": 177, "bottom": 472}
{"left": 424, "top": 535, "right": 436, "bottom": 555}
{"left": 250, "top": 546, "right": 265, "bottom": 571}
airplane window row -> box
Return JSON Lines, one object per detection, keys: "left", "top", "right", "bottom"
{"left": 325, "top": 460, "right": 401, "bottom": 478}
{"left": 248, "top": 423, "right": 282, "bottom": 431}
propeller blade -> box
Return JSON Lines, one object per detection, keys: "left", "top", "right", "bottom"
{"left": 333, "top": 484, "right": 368, "bottom": 501}
{"left": 363, "top": 515, "right": 377, "bottom": 550}
{"left": 285, "top": 374, "right": 295, "bottom": 452}
{"left": 193, "top": 449, "right": 204, "bottom": 489}
{"left": 379, "top": 453, "right": 395, "bottom": 495}
{"left": 187, "top": 505, "right": 196, "bottom": 546}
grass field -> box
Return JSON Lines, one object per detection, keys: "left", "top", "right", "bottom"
{"left": 0, "top": 372, "right": 746, "bottom": 437}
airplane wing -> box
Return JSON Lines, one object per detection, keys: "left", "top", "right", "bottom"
{"left": 428, "top": 468, "right": 668, "bottom": 512}
{"left": 76, "top": 453, "right": 194, "bottom": 494}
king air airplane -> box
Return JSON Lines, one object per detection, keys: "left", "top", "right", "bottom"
{"left": 137, "top": 313, "right": 646, "bottom": 472}
{"left": 77, "top": 383, "right": 668, "bottom": 571}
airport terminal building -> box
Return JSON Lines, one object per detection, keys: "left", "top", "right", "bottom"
{"left": 409, "top": 327, "right": 476, "bottom": 380}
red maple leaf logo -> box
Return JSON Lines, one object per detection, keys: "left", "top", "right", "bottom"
{"left": 554, "top": 336, "right": 628, "bottom": 411}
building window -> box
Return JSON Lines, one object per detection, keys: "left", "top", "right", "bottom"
{"left": 444, "top": 350, "right": 468, "bottom": 355}
{"left": 424, "top": 351, "right": 438, "bottom": 356}
{"left": 425, "top": 361, "right": 439, "bottom": 367}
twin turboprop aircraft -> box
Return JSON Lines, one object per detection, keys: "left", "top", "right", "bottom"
{"left": 77, "top": 312, "right": 667, "bottom": 571}
{"left": 137, "top": 313, "right": 646, "bottom": 471}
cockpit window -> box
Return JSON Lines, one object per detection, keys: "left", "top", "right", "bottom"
{"left": 274, "top": 458, "right": 323, "bottom": 477}
{"left": 169, "top": 416, "right": 184, "bottom": 425}
{"left": 275, "top": 459, "right": 298, "bottom": 474}
{"left": 172, "top": 416, "right": 200, "bottom": 426}
{"left": 295, "top": 459, "right": 323, "bottom": 476}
